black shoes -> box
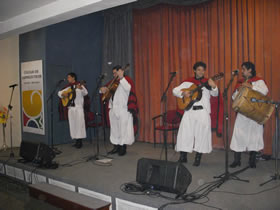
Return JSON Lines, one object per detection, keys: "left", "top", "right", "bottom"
{"left": 75, "top": 139, "right": 83, "bottom": 149}
{"left": 230, "top": 152, "right": 241, "bottom": 168}
{"left": 178, "top": 152, "right": 187, "bottom": 163}
{"left": 178, "top": 152, "right": 202, "bottom": 166}
{"left": 193, "top": 152, "right": 202, "bottom": 167}
{"left": 72, "top": 140, "right": 78, "bottom": 147}
{"left": 108, "top": 145, "right": 127, "bottom": 156}
{"left": 72, "top": 139, "right": 82, "bottom": 149}
{"left": 229, "top": 151, "right": 257, "bottom": 168}
{"left": 118, "top": 145, "right": 127, "bottom": 156}
{"left": 249, "top": 151, "right": 257, "bottom": 168}
{"left": 108, "top": 145, "right": 119, "bottom": 155}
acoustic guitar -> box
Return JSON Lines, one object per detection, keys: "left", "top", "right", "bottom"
{"left": 177, "top": 72, "right": 224, "bottom": 110}
{"left": 61, "top": 81, "right": 86, "bottom": 107}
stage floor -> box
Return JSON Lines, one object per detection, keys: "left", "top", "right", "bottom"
{"left": 0, "top": 141, "right": 279, "bottom": 210}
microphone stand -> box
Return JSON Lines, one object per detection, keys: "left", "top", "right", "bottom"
{"left": 160, "top": 73, "right": 176, "bottom": 161}
{"left": 47, "top": 80, "right": 65, "bottom": 155}
{"left": 86, "top": 75, "right": 106, "bottom": 161}
{"left": 214, "top": 73, "right": 249, "bottom": 186}
{"left": 258, "top": 100, "right": 280, "bottom": 186}
{"left": 5, "top": 85, "right": 17, "bottom": 158}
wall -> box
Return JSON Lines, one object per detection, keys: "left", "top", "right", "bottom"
{"left": 19, "top": 12, "right": 104, "bottom": 145}
{"left": 19, "top": 28, "right": 48, "bottom": 144}
{"left": 45, "top": 12, "right": 104, "bottom": 144}
{"left": 0, "top": 36, "right": 21, "bottom": 147}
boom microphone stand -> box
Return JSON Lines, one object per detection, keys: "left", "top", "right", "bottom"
{"left": 47, "top": 79, "right": 65, "bottom": 155}
{"left": 258, "top": 99, "right": 280, "bottom": 186}
{"left": 6, "top": 84, "right": 17, "bottom": 158}
{"left": 160, "top": 72, "right": 176, "bottom": 161}
{"left": 214, "top": 72, "right": 249, "bottom": 186}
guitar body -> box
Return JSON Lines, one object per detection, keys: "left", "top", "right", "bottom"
{"left": 177, "top": 84, "right": 202, "bottom": 110}
{"left": 61, "top": 88, "right": 76, "bottom": 107}
{"left": 101, "top": 64, "right": 130, "bottom": 102}
{"left": 176, "top": 72, "right": 224, "bottom": 111}
{"left": 101, "top": 81, "right": 119, "bottom": 102}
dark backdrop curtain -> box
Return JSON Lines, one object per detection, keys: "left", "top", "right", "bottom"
{"left": 133, "top": 0, "right": 280, "bottom": 155}
{"left": 102, "top": 5, "right": 134, "bottom": 82}
{"left": 101, "top": 0, "right": 212, "bottom": 82}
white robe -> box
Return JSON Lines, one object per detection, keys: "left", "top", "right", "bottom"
{"left": 109, "top": 78, "right": 134, "bottom": 145}
{"left": 173, "top": 81, "right": 218, "bottom": 153}
{"left": 58, "top": 85, "right": 88, "bottom": 139}
{"left": 230, "top": 80, "right": 269, "bottom": 152}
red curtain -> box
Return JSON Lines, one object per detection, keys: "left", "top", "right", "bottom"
{"left": 133, "top": 0, "right": 280, "bottom": 154}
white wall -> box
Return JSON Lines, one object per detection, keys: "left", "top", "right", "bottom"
{"left": 0, "top": 35, "right": 21, "bottom": 147}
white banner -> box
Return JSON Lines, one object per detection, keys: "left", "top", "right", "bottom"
{"left": 21, "top": 60, "right": 45, "bottom": 135}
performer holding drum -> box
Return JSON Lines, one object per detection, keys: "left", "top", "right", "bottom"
{"left": 230, "top": 62, "right": 270, "bottom": 168}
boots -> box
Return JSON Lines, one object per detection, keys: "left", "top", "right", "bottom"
{"left": 72, "top": 140, "right": 78, "bottom": 147}
{"left": 76, "top": 139, "right": 83, "bottom": 149}
{"left": 193, "top": 152, "right": 202, "bottom": 166}
{"left": 249, "top": 151, "right": 257, "bottom": 168}
{"left": 178, "top": 152, "right": 187, "bottom": 163}
{"left": 108, "top": 145, "right": 119, "bottom": 155}
{"left": 118, "top": 145, "right": 127, "bottom": 156}
{"left": 230, "top": 152, "right": 241, "bottom": 168}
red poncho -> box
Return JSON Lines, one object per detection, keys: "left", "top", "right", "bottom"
{"left": 233, "top": 76, "right": 265, "bottom": 92}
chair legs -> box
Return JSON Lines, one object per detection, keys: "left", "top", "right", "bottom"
{"left": 172, "top": 130, "right": 175, "bottom": 149}
{"left": 154, "top": 129, "right": 178, "bottom": 149}
{"left": 154, "top": 129, "right": 156, "bottom": 148}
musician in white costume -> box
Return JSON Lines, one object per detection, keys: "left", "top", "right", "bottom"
{"left": 230, "top": 62, "right": 268, "bottom": 168}
{"left": 100, "top": 65, "right": 137, "bottom": 156}
{"left": 173, "top": 62, "right": 218, "bottom": 166}
{"left": 58, "top": 73, "right": 88, "bottom": 149}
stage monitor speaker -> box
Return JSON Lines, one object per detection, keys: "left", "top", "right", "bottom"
{"left": 136, "top": 158, "right": 192, "bottom": 195}
{"left": 35, "top": 143, "right": 56, "bottom": 167}
{"left": 20, "top": 141, "right": 56, "bottom": 167}
{"left": 19, "top": 141, "right": 38, "bottom": 162}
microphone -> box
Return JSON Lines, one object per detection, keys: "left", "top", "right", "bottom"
{"left": 9, "top": 84, "right": 18, "bottom": 88}
{"left": 170, "top": 72, "right": 177, "bottom": 76}
{"left": 58, "top": 79, "right": 66, "bottom": 83}
{"left": 232, "top": 69, "right": 239, "bottom": 75}
{"left": 99, "top": 73, "right": 107, "bottom": 79}
{"left": 251, "top": 98, "right": 267, "bottom": 103}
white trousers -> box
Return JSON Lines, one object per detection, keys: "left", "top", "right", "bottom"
{"left": 175, "top": 109, "right": 212, "bottom": 153}
{"left": 109, "top": 108, "right": 134, "bottom": 145}
{"left": 230, "top": 113, "right": 264, "bottom": 152}
{"left": 68, "top": 107, "right": 86, "bottom": 139}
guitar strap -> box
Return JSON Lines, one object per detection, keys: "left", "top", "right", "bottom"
{"left": 69, "top": 85, "right": 75, "bottom": 107}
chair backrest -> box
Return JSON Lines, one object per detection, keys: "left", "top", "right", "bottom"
{"left": 164, "top": 110, "right": 182, "bottom": 124}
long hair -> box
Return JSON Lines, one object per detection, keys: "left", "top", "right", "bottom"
{"left": 242, "top": 61, "right": 256, "bottom": 77}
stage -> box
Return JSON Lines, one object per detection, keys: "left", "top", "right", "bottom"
{"left": 0, "top": 141, "right": 279, "bottom": 210}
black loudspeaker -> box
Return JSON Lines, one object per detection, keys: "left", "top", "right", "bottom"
{"left": 35, "top": 143, "right": 56, "bottom": 167}
{"left": 136, "top": 158, "right": 192, "bottom": 195}
{"left": 19, "top": 141, "right": 39, "bottom": 162}
{"left": 20, "top": 141, "right": 56, "bottom": 167}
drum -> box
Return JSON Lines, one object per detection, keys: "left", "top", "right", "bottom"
{"left": 232, "top": 87, "right": 275, "bottom": 124}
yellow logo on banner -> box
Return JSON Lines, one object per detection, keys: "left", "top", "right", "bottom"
{"left": 22, "top": 90, "right": 43, "bottom": 117}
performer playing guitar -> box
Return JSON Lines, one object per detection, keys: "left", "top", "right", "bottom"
{"left": 173, "top": 61, "right": 219, "bottom": 166}
{"left": 100, "top": 65, "right": 138, "bottom": 156}
{"left": 58, "top": 73, "right": 88, "bottom": 149}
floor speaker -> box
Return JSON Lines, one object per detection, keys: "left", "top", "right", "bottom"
{"left": 136, "top": 158, "right": 192, "bottom": 195}
{"left": 20, "top": 141, "right": 56, "bottom": 167}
